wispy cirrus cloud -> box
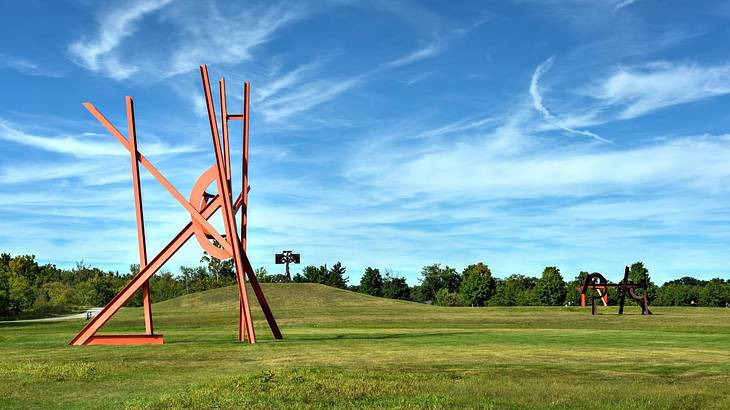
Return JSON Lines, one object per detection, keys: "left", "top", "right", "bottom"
{"left": 413, "top": 115, "right": 495, "bottom": 139}
{"left": 164, "top": 2, "right": 308, "bottom": 78}
{"left": 0, "top": 54, "right": 62, "bottom": 77}
{"left": 258, "top": 75, "right": 363, "bottom": 122}
{"left": 385, "top": 43, "right": 441, "bottom": 67}
{"left": 0, "top": 119, "right": 199, "bottom": 158}
{"left": 530, "top": 57, "right": 611, "bottom": 143}
{"left": 588, "top": 61, "right": 730, "bottom": 119}
{"left": 69, "top": 1, "right": 307, "bottom": 81}
{"left": 614, "top": 0, "right": 638, "bottom": 10}
{"left": 253, "top": 63, "right": 318, "bottom": 103}
{"left": 69, "top": 0, "right": 173, "bottom": 80}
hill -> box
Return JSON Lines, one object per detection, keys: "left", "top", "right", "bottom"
{"left": 156, "top": 283, "right": 412, "bottom": 311}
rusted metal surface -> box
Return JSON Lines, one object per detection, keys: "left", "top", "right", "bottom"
{"left": 125, "top": 96, "right": 153, "bottom": 335}
{"left": 200, "top": 64, "right": 256, "bottom": 343}
{"left": 579, "top": 267, "right": 652, "bottom": 315}
{"left": 69, "top": 65, "right": 282, "bottom": 346}
{"left": 86, "top": 335, "right": 164, "bottom": 345}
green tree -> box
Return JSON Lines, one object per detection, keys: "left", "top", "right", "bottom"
{"left": 179, "top": 266, "right": 211, "bottom": 293}
{"left": 327, "top": 262, "right": 348, "bottom": 289}
{"left": 628, "top": 261, "right": 658, "bottom": 302}
{"left": 42, "top": 281, "right": 73, "bottom": 307}
{"left": 699, "top": 278, "right": 728, "bottom": 307}
{"left": 150, "top": 271, "right": 184, "bottom": 301}
{"left": 359, "top": 267, "right": 383, "bottom": 296}
{"left": 201, "top": 248, "right": 234, "bottom": 283}
{"left": 535, "top": 266, "right": 567, "bottom": 306}
{"left": 419, "top": 264, "right": 460, "bottom": 302}
{"left": 490, "top": 274, "right": 539, "bottom": 306}
{"left": 0, "top": 269, "right": 10, "bottom": 316}
{"left": 302, "top": 265, "right": 328, "bottom": 283}
{"left": 7, "top": 273, "right": 34, "bottom": 313}
{"left": 516, "top": 287, "right": 541, "bottom": 306}
{"left": 255, "top": 267, "right": 271, "bottom": 283}
{"left": 409, "top": 285, "right": 427, "bottom": 303}
{"left": 381, "top": 270, "right": 410, "bottom": 300}
{"left": 435, "top": 287, "right": 462, "bottom": 306}
{"left": 73, "top": 281, "right": 98, "bottom": 306}
{"left": 459, "top": 263, "right": 496, "bottom": 307}
{"left": 8, "top": 255, "right": 42, "bottom": 287}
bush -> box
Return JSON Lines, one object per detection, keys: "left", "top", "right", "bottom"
{"left": 435, "top": 288, "right": 462, "bottom": 306}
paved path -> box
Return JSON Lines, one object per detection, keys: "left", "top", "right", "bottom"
{"left": 0, "top": 308, "right": 103, "bottom": 323}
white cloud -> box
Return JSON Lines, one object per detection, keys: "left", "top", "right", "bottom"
{"left": 68, "top": 1, "right": 307, "bottom": 81}
{"left": 69, "top": 0, "right": 173, "bottom": 80}
{"left": 413, "top": 116, "right": 495, "bottom": 139}
{"left": 385, "top": 43, "right": 441, "bottom": 67}
{"left": 614, "top": 0, "right": 637, "bottom": 10}
{"left": 253, "top": 63, "right": 318, "bottom": 103}
{"left": 0, "top": 119, "right": 199, "bottom": 158}
{"left": 590, "top": 61, "right": 730, "bottom": 119}
{"left": 258, "top": 76, "right": 363, "bottom": 122}
{"left": 0, "top": 54, "right": 61, "bottom": 77}
{"left": 346, "top": 128, "right": 730, "bottom": 201}
{"left": 530, "top": 57, "right": 611, "bottom": 143}
{"left": 164, "top": 3, "right": 307, "bottom": 78}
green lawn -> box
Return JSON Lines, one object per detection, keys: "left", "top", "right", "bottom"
{"left": 1, "top": 283, "right": 729, "bottom": 409}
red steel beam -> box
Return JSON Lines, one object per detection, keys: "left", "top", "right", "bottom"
{"left": 200, "top": 64, "right": 256, "bottom": 343}
{"left": 220, "top": 78, "right": 232, "bottom": 185}
{"left": 86, "top": 335, "right": 164, "bottom": 345}
{"left": 126, "top": 96, "right": 154, "bottom": 335}
{"left": 241, "top": 82, "right": 250, "bottom": 251}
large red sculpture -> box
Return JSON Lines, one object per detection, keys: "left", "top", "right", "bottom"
{"left": 69, "top": 65, "right": 282, "bottom": 345}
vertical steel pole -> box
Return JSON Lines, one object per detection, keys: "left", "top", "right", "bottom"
{"left": 126, "top": 97, "right": 153, "bottom": 335}
{"left": 240, "top": 84, "right": 250, "bottom": 340}
{"left": 220, "top": 79, "right": 232, "bottom": 187}
{"left": 241, "top": 82, "right": 250, "bottom": 251}
{"left": 591, "top": 285, "right": 597, "bottom": 315}
{"left": 222, "top": 78, "right": 250, "bottom": 341}
{"left": 618, "top": 266, "right": 628, "bottom": 315}
{"left": 241, "top": 82, "right": 282, "bottom": 339}
{"left": 220, "top": 78, "right": 244, "bottom": 340}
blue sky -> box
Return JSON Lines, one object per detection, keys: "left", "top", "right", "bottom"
{"left": 1, "top": 0, "right": 729, "bottom": 285}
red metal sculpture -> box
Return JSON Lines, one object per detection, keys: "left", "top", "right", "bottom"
{"left": 580, "top": 267, "right": 652, "bottom": 315}
{"left": 69, "top": 65, "right": 282, "bottom": 345}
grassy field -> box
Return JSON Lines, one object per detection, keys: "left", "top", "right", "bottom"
{"left": 1, "top": 283, "right": 729, "bottom": 409}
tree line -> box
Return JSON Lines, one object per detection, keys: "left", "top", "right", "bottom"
{"left": 260, "top": 260, "right": 730, "bottom": 308}
{"left": 1, "top": 252, "right": 728, "bottom": 319}
{"left": 0, "top": 252, "right": 238, "bottom": 319}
